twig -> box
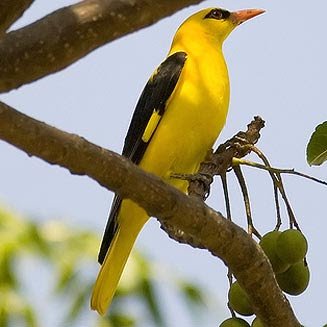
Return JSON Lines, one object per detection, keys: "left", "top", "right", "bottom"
{"left": 236, "top": 148, "right": 300, "bottom": 231}
{"left": 273, "top": 181, "right": 282, "bottom": 230}
{"left": 187, "top": 116, "right": 265, "bottom": 199}
{"left": 233, "top": 165, "right": 261, "bottom": 239}
{"left": 232, "top": 158, "right": 327, "bottom": 186}
{"left": 232, "top": 156, "right": 282, "bottom": 230}
{"left": 221, "top": 174, "right": 232, "bottom": 221}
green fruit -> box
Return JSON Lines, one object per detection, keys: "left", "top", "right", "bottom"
{"left": 220, "top": 317, "right": 250, "bottom": 327}
{"left": 228, "top": 281, "right": 254, "bottom": 316}
{"left": 259, "top": 231, "right": 290, "bottom": 273}
{"left": 276, "top": 261, "right": 310, "bottom": 295}
{"left": 251, "top": 317, "right": 264, "bottom": 327}
{"left": 276, "top": 229, "right": 308, "bottom": 264}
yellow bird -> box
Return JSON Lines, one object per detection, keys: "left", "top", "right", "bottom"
{"left": 91, "top": 7, "right": 264, "bottom": 315}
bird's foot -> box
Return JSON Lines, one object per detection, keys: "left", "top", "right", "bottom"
{"left": 170, "top": 172, "right": 212, "bottom": 184}
{"left": 171, "top": 172, "right": 213, "bottom": 200}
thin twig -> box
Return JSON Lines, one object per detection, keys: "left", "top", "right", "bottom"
{"left": 273, "top": 182, "right": 282, "bottom": 230}
{"left": 232, "top": 158, "right": 327, "bottom": 186}
{"left": 221, "top": 173, "right": 232, "bottom": 221}
{"left": 232, "top": 165, "right": 261, "bottom": 239}
{"left": 233, "top": 156, "right": 283, "bottom": 229}
{"left": 237, "top": 148, "right": 300, "bottom": 231}
{"left": 245, "top": 148, "right": 297, "bottom": 229}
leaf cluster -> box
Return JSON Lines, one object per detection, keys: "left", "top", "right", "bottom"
{"left": 0, "top": 206, "right": 206, "bottom": 327}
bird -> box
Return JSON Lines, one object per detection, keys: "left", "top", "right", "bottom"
{"left": 91, "top": 7, "right": 264, "bottom": 315}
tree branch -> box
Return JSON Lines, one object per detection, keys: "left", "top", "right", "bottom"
{"left": 0, "top": 100, "right": 300, "bottom": 326}
{"left": 0, "top": 0, "right": 205, "bottom": 93}
{"left": 0, "top": 0, "right": 34, "bottom": 34}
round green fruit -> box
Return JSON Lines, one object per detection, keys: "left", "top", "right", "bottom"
{"left": 276, "top": 261, "right": 310, "bottom": 295}
{"left": 276, "top": 229, "right": 308, "bottom": 264}
{"left": 228, "top": 281, "right": 254, "bottom": 316}
{"left": 251, "top": 317, "right": 264, "bottom": 327}
{"left": 259, "top": 231, "right": 290, "bottom": 273}
{"left": 220, "top": 317, "right": 250, "bottom": 327}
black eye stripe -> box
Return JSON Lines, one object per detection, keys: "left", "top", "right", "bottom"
{"left": 204, "top": 8, "right": 230, "bottom": 20}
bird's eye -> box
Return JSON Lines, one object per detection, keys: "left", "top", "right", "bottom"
{"left": 204, "top": 8, "right": 230, "bottom": 20}
{"left": 211, "top": 9, "right": 223, "bottom": 19}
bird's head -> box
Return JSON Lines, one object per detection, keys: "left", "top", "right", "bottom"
{"left": 174, "top": 7, "right": 265, "bottom": 47}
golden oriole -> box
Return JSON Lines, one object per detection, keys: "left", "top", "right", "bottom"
{"left": 91, "top": 7, "right": 264, "bottom": 315}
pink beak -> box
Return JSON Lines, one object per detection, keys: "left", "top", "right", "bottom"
{"left": 231, "top": 9, "right": 265, "bottom": 25}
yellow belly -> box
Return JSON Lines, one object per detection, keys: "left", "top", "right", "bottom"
{"left": 139, "top": 51, "right": 230, "bottom": 192}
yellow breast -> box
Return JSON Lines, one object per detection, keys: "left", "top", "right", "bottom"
{"left": 140, "top": 44, "right": 230, "bottom": 191}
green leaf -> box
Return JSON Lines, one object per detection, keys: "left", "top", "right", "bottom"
{"left": 140, "top": 279, "right": 164, "bottom": 327}
{"left": 23, "top": 305, "right": 38, "bottom": 327}
{"left": 54, "top": 264, "right": 77, "bottom": 293}
{"left": 0, "top": 206, "right": 209, "bottom": 327}
{"left": 307, "top": 121, "right": 327, "bottom": 165}
{"left": 65, "top": 285, "right": 91, "bottom": 323}
{"left": 109, "top": 313, "right": 136, "bottom": 327}
{"left": 180, "top": 282, "right": 204, "bottom": 305}
{"left": 0, "top": 308, "right": 8, "bottom": 327}
{"left": 24, "top": 222, "right": 51, "bottom": 257}
{"left": 0, "top": 251, "right": 18, "bottom": 287}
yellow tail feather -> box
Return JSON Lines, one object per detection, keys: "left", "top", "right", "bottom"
{"left": 91, "top": 200, "right": 148, "bottom": 315}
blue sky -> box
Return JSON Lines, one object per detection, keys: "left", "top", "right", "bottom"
{"left": 1, "top": 0, "right": 327, "bottom": 326}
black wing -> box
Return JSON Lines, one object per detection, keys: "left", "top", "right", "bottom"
{"left": 98, "top": 52, "right": 187, "bottom": 264}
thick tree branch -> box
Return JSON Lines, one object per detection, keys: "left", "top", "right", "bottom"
{"left": 0, "top": 0, "right": 205, "bottom": 93}
{"left": 0, "top": 101, "right": 301, "bottom": 326}
{"left": 0, "top": 0, "right": 34, "bottom": 34}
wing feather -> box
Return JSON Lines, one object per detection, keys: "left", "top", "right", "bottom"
{"left": 98, "top": 51, "right": 187, "bottom": 263}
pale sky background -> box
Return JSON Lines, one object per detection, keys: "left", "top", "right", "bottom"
{"left": 1, "top": 0, "right": 327, "bottom": 326}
